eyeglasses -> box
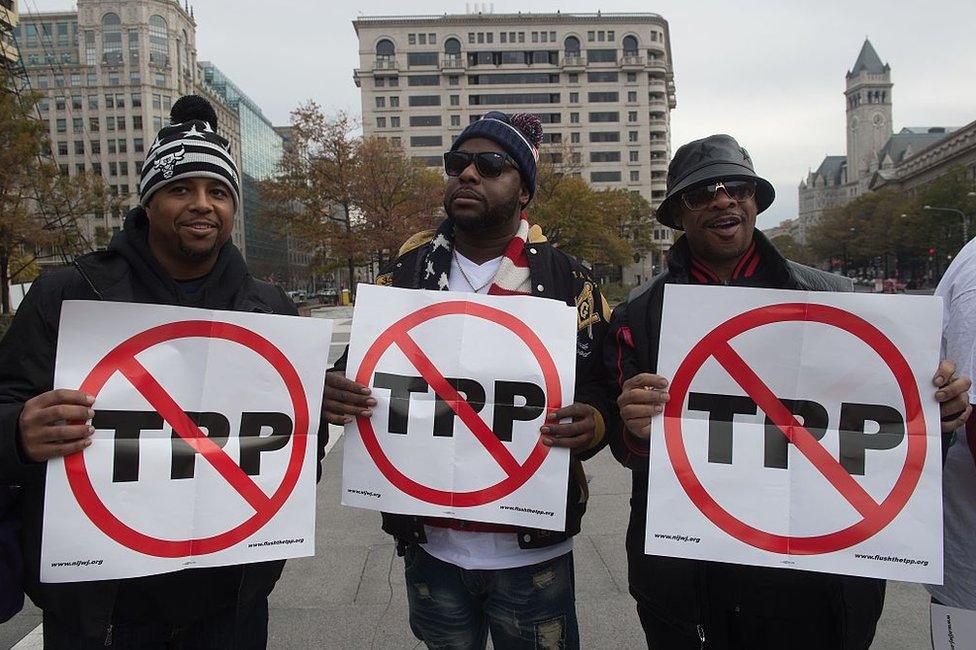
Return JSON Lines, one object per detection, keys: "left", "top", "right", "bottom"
{"left": 443, "top": 151, "right": 517, "bottom": 178}
{"left": 680, "top": 180, "right": 757, "bottom": 211}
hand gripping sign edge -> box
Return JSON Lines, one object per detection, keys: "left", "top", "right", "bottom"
{"left": 661, "top": 302, "right": 926, "bottom": 555}
{"left": 63, "top": 320, "right": 310, "bottom": 558}
{"left": 355, "top": 300, "right": 562, "bottom": 508}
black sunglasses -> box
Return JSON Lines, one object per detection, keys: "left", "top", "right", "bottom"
{"left": 681, "top": 180, "right": 757, "bottom": 211}
{"left": 443, "top": 151, "right": 517, "bottom": 178}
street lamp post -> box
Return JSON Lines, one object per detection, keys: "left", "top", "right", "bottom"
{"left": 923, "top": 205, "right": 970, "bottom": 246}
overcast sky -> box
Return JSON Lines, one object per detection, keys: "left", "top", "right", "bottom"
{"left": 25, "top": 0, "right": 976, "bottom": 229}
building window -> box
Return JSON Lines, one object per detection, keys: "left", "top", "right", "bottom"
{"left": 57, "top": 141, "right": 68, "bottom": 155}
{"left": 375, "top": 96, "right": 386, "bottom": 108}
{"left": 376, "top": 116, "right": 387, "bottom": 128}
{"left": 55, "top": 96, "right": 66, "bottom": 110}
{"left": 409, "top": 115, "right": 442, "bottom": 127}
{"left": 409, "top": 95, "right": 441, "bottom": 107}
{"left": 134, "top": 138, "right": 144, "bottom": 153}
{"left": 591, "top": 171, "right": 621, "bottom": 182}
{"left": 630, "top": 151, "right": 640, "bottom": 162}
{"left": 628, "top": 111, "right": 638, "bottom": 122}
{"left": 588, "top": 91, "right": 619, "bottom": 102}
{"left": 570, "top": 112, "right": 579, "bottom": 124}
{"left": 590, "top": 151, "right": 621, "bottom": 162}
{"left": 629, "top": 131, "right": 639, "bottom": 142}
{"left": 408, "top": 33, "right": 416, "bottom": 45}
{"left": 587, "top": 71, "right": 618, "bottom": 83}
{"left": 131, "top": 93, "right": 142, "bottom": 107}
{"left": 148, "top": 15, "right": 169, "bottom": 66}
{"left": 627, "top": 72, "right": 637, "bottom": 82}
{"left": 569, "top": 92, "right": 579, "bottom": 103}
{"left": 107, "top": 139, "right": 116, "bottom": 154}
{"left": 408, "top": 74, "right": 440, "bottom": 86}
{"left": 90, "top": 140, "right": 101, "bottom": 154}
{"left": 390, "top": 96, "right": 399, "bottom": 107}
{"left": 450, "top": 94, "right": 460, "bottom": 106}
{"left": 570, "top": 132, "right": 580, "bottom": 144}
{"left": 410, "top": 135, "right": 443, "bottom": 147}
{"left": 623, "top": 35, "right": 638, "bottom": 55}
{"left": 133, "top": 115, "right": 143, "bottom": 130}
{"left": 590, "top": 131, "right": 620, "bottom": 143}
{"left": 89, "top": 117, "right": 100, "bottom": 132}
{"left": 73, "top": 140, "right": 84, "bottom": 155}
{"left": 587, "top": 49, "right": 617, "bottom": 63}
{"left": 589, "top": 112, "right": 619, "bottom": 123}
{"left": 391, "top": 137, "right": 402, "bottom": 147}
{"left": 568, "top": 73, "right": 579, "bottom": 84}
{"left": 101, "top": 13, "right": 122, "bottom": 63}
{"left": 376, "top": 38, "right": 395, "bottom": 58}
{"left": 72, "top": 118, "right": 83, "bottom": 133}
{"left": 450, "top": 115, "right": 461, "bottom": 127}
{"left": 390, "top": 116, "right": 400, "bottom": 127}
{"left": 628, "top": 91, "right": 638, "bottom": 102}
{"left": 449, "top": 75, "right": 460, "bottom": 85}
{"left": 375, "top": 77, "right": 386, "bottom": 87}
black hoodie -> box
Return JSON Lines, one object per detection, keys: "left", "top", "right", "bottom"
{"left": 0, "top": 207, "right": 318, "bottom": 640}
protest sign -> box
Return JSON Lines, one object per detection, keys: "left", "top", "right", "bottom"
{"left": 42, "top": 301, "right": 331, "bottom": 582}
{"left": 646, "top": 285, "right": 943, "bottom": 582}
{"left": 341, "top": 284, "right": 577, "bottom": 531}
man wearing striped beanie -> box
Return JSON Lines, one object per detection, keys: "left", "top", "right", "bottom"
{"left": 0, "top": 95, "right": 324, "bottom": 648}
{"left": 324, "top": 111, "right": 613, "bottom": 649}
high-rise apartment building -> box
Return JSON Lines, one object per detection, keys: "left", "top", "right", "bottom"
{"left": 353, "top": 12, "right": 676, "bottom": 284}
{"left": 1, "top": 0, "right": 18, "bottom": 67}
{"left": 14, "top": 0, "right": 246, "bottom": 255}
{"left": 199, "top": 60, "right": 290, "bottom": 282}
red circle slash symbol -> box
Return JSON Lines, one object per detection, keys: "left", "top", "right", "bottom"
{"left": 64, "top": 321, "right": 309, "bottom": 558}
{"left": 356, "top": 301, "right": 562, "bottom": 507}
{"left": 663, "top": 303, "right": 926, "bottom": 555}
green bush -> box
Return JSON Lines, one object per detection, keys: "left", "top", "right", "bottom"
{"left": 600, "top": 282, "right": 635, "bottom": 307}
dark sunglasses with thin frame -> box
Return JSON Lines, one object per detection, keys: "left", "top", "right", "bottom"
{"left": 443, "top": 151, "right": 517, "bottom": 178}
{"left": 681, "top": 180, "right": 757, "bottom": 211}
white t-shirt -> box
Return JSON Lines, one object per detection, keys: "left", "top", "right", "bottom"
{"left": 419, "top": 250, "right": 573, "bottom": 570}
{"left": 927, "top": 237, "right": 976, "bottom": 609}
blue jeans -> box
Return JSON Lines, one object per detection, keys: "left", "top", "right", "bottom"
{"left": 404, "top": 545, "right": 580, "bottom": 650}
{"left": 41, "top": 596, "right": 268, "bottom": 649}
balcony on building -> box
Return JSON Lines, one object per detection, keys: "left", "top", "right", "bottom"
{"left": 440, "top": 54, "right": 464, "bottom": 71}
{"left": 621, "top": 54, "right": 643, "bottom": 69}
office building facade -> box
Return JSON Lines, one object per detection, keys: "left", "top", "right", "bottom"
{"left": 353, "top": 12, "right": 677, "bottom": 284}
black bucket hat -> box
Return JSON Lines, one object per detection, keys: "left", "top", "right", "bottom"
{"left": 656, "top": 134, "right": 775, "bottom": 229}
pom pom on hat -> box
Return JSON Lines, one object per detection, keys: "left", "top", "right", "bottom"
{"left": 170, "top": 94, "right": 219, "bottom": 130}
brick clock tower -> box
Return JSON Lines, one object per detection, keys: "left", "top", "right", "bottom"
{"left": 845, "top": 39, "right": 893, "bottom": 186}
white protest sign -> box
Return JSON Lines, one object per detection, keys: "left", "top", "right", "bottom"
{"left": 932, "top": 603, "right": 976, "bottom": 650}
{"left": 42, "top": 301, "right": 331, "bottom": 583}
{"left": 341, "top": 284, "right": 577, "bottom": 531}
{"left": 645, "top": 285, "right": 943, "bottom": 582}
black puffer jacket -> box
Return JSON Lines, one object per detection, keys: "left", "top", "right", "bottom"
{"left": 0, "top": 208, "right": 323, "bottom": 640}
{"left": 604, "top": 232, "right": 885, "bottom": 649}
{"left": 335, "top": 226, "right": 611, "bottom": 551}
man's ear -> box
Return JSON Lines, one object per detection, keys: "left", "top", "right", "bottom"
{"left": 519, "top": 182, "right": 530, "bottom": 209}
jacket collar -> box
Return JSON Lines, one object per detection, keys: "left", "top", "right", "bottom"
{"left": 74, "top": 206, "right": 260, "bottom": 310}
{"left": 666, "top": 229, "right": 798, "bottom": 288}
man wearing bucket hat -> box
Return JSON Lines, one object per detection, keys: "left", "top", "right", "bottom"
{"left": 603, "top": 134, "right": 972, "bottom": 648}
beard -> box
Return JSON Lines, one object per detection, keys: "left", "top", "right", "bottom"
{"left": 445, "top": 191, "right": 521, "bottom": 234}
{"left": 178, "top": 239, "right": 220, "bottom": 260}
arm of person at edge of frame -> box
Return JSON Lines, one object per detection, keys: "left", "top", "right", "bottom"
{"left": 615, "top": 359, "right": 971, "bottom": 441}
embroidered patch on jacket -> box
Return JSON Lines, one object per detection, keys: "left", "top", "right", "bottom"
{"left": 576, "top": 281, "right": 600, "bottom": 336}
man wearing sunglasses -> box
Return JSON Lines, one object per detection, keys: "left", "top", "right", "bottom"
{"left": 324, "top": 111, "right": 611, "bottom": 649}
{"left": 604, "top": 134, "right": 972, "bottom": 648}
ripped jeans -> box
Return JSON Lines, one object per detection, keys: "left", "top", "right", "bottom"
{"left": 403, "top": 545, "right": 579, "bottom": 650}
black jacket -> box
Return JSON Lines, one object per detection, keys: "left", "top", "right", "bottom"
{"left": 0, "top": 208, "right": 322, "bottom": 640}
{"left": 605, "top": 232, "right": 885, "bottom": 649}
{"left": 336, "top": 226, "right": 611, "bottom": 551}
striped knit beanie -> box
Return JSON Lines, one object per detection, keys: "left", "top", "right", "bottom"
{"left": 139, "top": 95, "right": 240, "bottom": 212}
{"left": 451, "top": 111, "right": 543, "bottom": 204}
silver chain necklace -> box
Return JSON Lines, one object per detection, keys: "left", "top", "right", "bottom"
{"left": 453, "top": 248, "right": 494, "bottom": 293}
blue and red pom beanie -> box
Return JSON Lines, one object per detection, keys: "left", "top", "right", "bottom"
{"left": 451, "top": 111, "right": 544, "bottom": 203}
